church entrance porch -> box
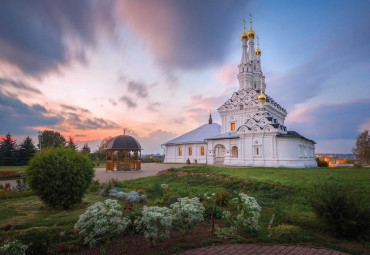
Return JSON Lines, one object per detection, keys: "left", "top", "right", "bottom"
{"left": 214, "top": 144, "right": 225, "bottom": 165}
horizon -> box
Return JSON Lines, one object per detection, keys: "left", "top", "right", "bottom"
{"left": 0, "top": 0, "right": 369, "bottom": 154}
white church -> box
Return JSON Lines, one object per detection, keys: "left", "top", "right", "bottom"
{"left": 163, "top": 18, "right": 317, "bottom": 168}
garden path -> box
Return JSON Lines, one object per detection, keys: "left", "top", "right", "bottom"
{"left": 94, "top": 163, "right": 187, "bottom": 182}
{"left": 179, "top": 244, "right": 349, "bottom": 255}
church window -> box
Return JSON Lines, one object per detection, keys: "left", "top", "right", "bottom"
{"left": 201, "top": 147, "right": 205, "bottom": 156}
{"left": 240, "top": 104, "right": 244, "bottom": 110}
{"left": 231, "top": 122, "right": 235, "bottom": 131}
{"left": 256, "top": 147, "right": 259, "bottom": 155}
{"left": 253, "top": 144, "right": 262, "bottom": 157}
{"left": 232, "top": 146, "right": 238, "bottom": 158}
{"left": 189, "top": 147, "right": 192, "bottom": 156}
{"left": 178, "top": 147, "right": 182, "bottom": 156}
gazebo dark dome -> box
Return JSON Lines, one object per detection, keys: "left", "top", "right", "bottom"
{"left": 106, "top": 135, "right": 142, "bottom": 150}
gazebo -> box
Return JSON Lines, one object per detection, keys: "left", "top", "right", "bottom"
{"left": 105, "top": 134, "right": 142, "bottom": 171}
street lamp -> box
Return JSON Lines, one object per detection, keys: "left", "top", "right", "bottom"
{"left": 38, "top": 131, "right": 42, "bottom": 152}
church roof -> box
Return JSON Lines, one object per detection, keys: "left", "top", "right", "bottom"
{"left": 163, "top": 123, "right": 221, "bottom": 145}
{"left": 276, "top": 131, "right": 316, "bottom": 144}
{"left": 205, "top": 132, "right": 239, "bottom": 140}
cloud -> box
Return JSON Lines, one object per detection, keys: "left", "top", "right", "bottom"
{"left": 63, "top": 112, "right": 120, "bottom": 130}
{"left": 0, "top": 77, "right": 42, "bottom": 94}
{"left": 147, "top": 102, "right": 161, "bottom": 112}
{"left": 119, "top": 96, "right": 137, "bottom": 108}
{"left": 127, "top": 81, "right": 148, "bottom": 98}
{"left": 120, "top": 0, "right": 249, "bottom": 70}
{"left": 0, "top": 91, "right": 63, "bottom": 134}
{"left": 216, "top": 65, "right": 238, "bottom": 85}
{"left": 0, "top": 0, "right": 117, "bottom": 76}
{"left": 287, "top": 99, "right": 370, "bottom": 140}
{"left": 267, "top": 26, "right": 370, "bottom": 109}
{"left": 139, "top": 129, "right": 178, "bottom": 154}
{"left": 61, "top": 104, "right": 91, "bottom": 113}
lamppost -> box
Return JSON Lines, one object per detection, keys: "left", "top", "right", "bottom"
{"left": 38, "top": 131, "right": 42, "bottom": 152}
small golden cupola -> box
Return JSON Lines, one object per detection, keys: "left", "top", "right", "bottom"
{"left": 258, "top": 80, "right": 266, "bottom": 102}
{"left": 247, "top": 13, "right": 255, "bottom": 39}
{"left": 240, "top": 18, "right": 248, "bottom": 40}
{"left": 255, "top": 36, "right": 262, "bottom": 55}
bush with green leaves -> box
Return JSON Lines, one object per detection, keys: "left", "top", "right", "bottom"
{"left": 170, "top": 197, "right": 205, "bottom": 233}
{"left": 0, "top": 239, "right": 27, "bottom": 255}
{"left": 134, "top": 206, "right": 173, "bottom": 246}
{"left": 26, "top": 148, "right": 94, "bottom": 209}
{"left": 223, "top": 193, "right": 261, "bottom": 233}
{"left": 310, "top": 182, "right": 370, "bottom": 239}
{"left": 75, "top": 199, "right": 130, "bottom": 248}
{"left": 270, "top": 224, "right": 303, "bottom": 241}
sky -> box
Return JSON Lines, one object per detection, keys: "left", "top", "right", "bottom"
{"left": 0, "top": 0, "right": 369, "bottom": 154}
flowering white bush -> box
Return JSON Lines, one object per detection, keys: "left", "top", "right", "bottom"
{"left": 74, "top": 199, "right": 130, "bottom": 248}
{"left": 223, "top": 193, "right": 261, "bottom": 233}
{"left": 160, "top": 183, "right": 168, "bottom": 190}
{"left": 0, "top": 240, "right": 27, "bottom": 255}
{"left": 170, "top": 197, "right": 205, "bottom": 232}
{"left": 134, "top": 206, "right": 173, "bottom": 245}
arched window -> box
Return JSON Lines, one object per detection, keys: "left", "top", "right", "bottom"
{"left": 201, "top": 146, "right": 205, "bottom": 156}
{"left": 178, "top": 147, "right": 182, "bottom": 156}
{"left": 232, "top": 146, "right": 238, "bottom": 158}
{"left": 240, "top": 104, "right": 244, "bottom": 110}
{"left": 256, "top": 147, "right": 259, "bottom": 155}
{"left": 188, "top": 147, "right": 192, "bottom": 156}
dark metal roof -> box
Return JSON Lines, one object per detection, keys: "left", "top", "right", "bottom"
{"left": 205, "top": 132, "right": 239, "bottom": 140}
{"left": 276, "top": 131, "right": 316, "bottom": 144}
{"left": 106, "top": 135, "right": 142, "bottom": 150}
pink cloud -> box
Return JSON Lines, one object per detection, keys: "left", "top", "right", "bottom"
{"left": 216, "top": 65, "right": 238, "bottom": 85}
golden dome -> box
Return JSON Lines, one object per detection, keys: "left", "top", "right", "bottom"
{"left": 258, "top": 93, "right": 266, "bottom": 102}
{"left": 255, "top": 48, "right": 262, "bottom": 55}
{"left": 247, "top": 29, "right": 255, "bottom": 39}
{"left": 241, "top": 32, "right": 248, "bottom": 40}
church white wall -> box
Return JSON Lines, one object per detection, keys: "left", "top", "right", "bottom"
{"left": 164, "top": 143, "right": 208, "bottom": 164}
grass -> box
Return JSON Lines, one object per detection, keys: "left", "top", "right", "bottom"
{"left": 0, "top": 165, "right": 28, "bottom": 172}
{"left": 1, "top": 165, "right": 369, "bottom": 254}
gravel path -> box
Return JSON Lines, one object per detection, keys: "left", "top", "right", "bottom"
{"left": 94, "top": 163, "right": 186, "bottom": 182}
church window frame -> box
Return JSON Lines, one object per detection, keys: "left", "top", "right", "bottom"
{"left": 231, "top": 122, "right": 236, "bottom": 131}
{"left": 178, "top": 147, "right": 182, "bottom": 156}
{"left": 188, "top": 146, "right": 192, "bottom": 156}
{"left": 232, "top": 146, "right": 238, "bottom": 158}
{"left": 201, "top": 146, "right": 205, "bottom": 156}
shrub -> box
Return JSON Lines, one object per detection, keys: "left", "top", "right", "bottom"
{"left": 147, "top": 182, "right": 163, "bottom": 196}
{"left": 204, "top": 204, "right": 223, "bottom": 220}
{"left": 215, "top": 191, "right": 232, "bottom": 207}
{"left": 0, "top": 239, "right": 27, "bottom": 255}
{"left": 170, "top": 197, "right": 205, "bottom": 233}
{"left": 26, "top": 148, "right": 94, "bottom": 209}
{"left": 270, "top": 224, "right": 303, "bottom": 241}
{"left": 134, "top": 206, "right": 173, "bottom": 246}
{"left": 167, "top": 194, "right": 181, "bottom": 205}
{"left": 74, "top": 199, "right": 130, "bottom": 248}
{"left": 316, "top": 157, "right": 328, "bottom": 167}
{"left": 310, "top": 182, "right": 370, "bottom": 239}
{"left": 223, "top": 193, "right": 261, "bottom": 233}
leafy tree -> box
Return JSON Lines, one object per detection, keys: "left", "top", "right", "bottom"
{"left": 315, "top": 157, "right": 328, "bottom": 167}
{"left": 66, "top": 136, "right": 78, "bottom": 151}
{"left": 0, "top": 133, "right": 17, "bottom": 165}
{"left": 92, "top": 136, "right": 112, "bottom": 162}
{"left": 17, "top": 136, "right": 36, "bottom": 165}
{"left": 80, "top": 143, "right": 91, "bottom": 155}
{"left": 26, "top": 148, "right": 94, "bottom": 209}
{"left": 39, "top": 130, "right": 66, "bottom": 150}
{"left": 353, "top": 130, "right": 370, "bottom": 165}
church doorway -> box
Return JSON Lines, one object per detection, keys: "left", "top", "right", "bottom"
{"left": 214, "top": 144, "right": 225, "bottom": 164}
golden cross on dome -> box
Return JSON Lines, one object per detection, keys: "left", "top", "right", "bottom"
{"left": 242, "top": 18, "right": 246, "bottom": 32}
{"left": 257, "top": 36, "right": 260, "bottom": 47}
{"left": 123, "top": 128, "right": 126, "bottom": 135}
{"left": 249, "top": 12, "right": 253, "bottom": 29}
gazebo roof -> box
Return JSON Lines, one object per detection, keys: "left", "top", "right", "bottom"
{"left": 106, "top": 135, "right": 142, "bottom": 150}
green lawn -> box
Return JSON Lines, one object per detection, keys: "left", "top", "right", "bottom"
{"left": 0, "top": 165, "right": 28, "bottom": 172}
{"left": 1, "top": 165, "right": 369, "bottom": 254}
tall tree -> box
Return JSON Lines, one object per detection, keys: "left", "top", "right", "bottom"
{"left": 80, "top": 143, "right": 91, "bottom": 155}
{"left": 92, "top": 136, "right": 112, "bottom": 162}
{"left": 353, "top": 130, "right": 370, "bottom": 165}
{"left": 0, "top": 133, "right": 17, "bottom": 165}
{"left": 66, "top": 136, "right": 78, "bottom": 151}
{"left": 17, "top": 136, "right": 37, "bottom": 165}
{"left": 39, "top": 130, "right": 66, "bottom": 150}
